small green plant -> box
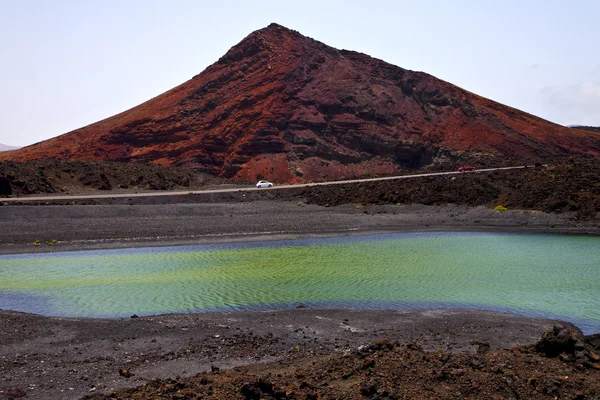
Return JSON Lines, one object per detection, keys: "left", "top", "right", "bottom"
{"left": 355, "top": 205, "right": 361, "bottom": 209}
{"left": 494, "top": 205, "right": 507, "bottom": 211}
{"left": 33, "top": 240, "right": 40, "bottom": 246}
{"left": 296, "top": 201, "right": 305, "bottom": 207}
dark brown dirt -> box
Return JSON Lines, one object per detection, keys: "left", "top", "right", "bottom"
{"left": 2, "top": 309, "right": 599, "bottom": 400}
{"left": 85, "top": 324, "right": 600, "bottom": 400}
{"left": 93, "top": 349, "right": 600, "bottom": 400}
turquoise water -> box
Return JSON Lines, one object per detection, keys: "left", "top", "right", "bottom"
{"left": 1, "top": 232, "right": 599, "bottom": 333}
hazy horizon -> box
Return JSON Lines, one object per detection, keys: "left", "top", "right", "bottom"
{"left": 1, "top": 1, "right": 599, "bottom": 147}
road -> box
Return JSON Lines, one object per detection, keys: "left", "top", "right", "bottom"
{"left": 0, "top": 166, "right": 530, "bottom": 202}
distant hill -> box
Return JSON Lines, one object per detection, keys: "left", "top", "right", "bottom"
{"left": 2, "top": 23, "right": 599, "bottom": 182}
{"left": 0, "top": 143, "right": 20, "bottom": 152}
{"left": 570, "top": 126, "right": 600, "bottom": 133}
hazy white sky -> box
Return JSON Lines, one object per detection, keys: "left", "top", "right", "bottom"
{"left": 1, "top": 0, "right": 599, "bottom": 146}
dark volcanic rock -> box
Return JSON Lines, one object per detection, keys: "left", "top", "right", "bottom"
{"left": 535, "top": 325, "right": 585, "bottom": 358}
{"left": 0, "top": 159, "right": 209, "bottom": 196}
{"left": 0, "top": 177, "right": 12, "bottom": 195}
{"left": 2, "top": 23, "right": 600, "bottom": 183}
{"left": 299, "top": 160, "right": 600, "bottom": 219}
{"left": 534, "top": 325, "right": 600, "bottom": 368}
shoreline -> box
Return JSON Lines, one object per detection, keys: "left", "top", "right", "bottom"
{"left": 1, "top": 201, "right": 599, "bottom": 255}
{"left": 3, "top": 300, "right": 599, "bottom": 336}
{"left": 0, "top": 226, "right": 600, "bottom": 257}
{"left": 3, "top": 225, "right": 600, "bottom": 256}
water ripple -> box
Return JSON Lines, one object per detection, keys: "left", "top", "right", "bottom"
{"left": 1, "top": 232, "right": 599, "bottom": 333}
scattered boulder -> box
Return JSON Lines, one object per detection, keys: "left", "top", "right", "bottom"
{"left": 119, "top": 369, "right": 133, "bottom": 378}
{"left": 240, "top": 377, "right": 284, "bottom": 400}
{"left": 535, "top": 325, "right": 600, "bottom": 369}
{"left": 535, "top": 325, "right": 583, "bottom": 358}
{"left": 472, "top": 340, "right": 491, "bottom": 354}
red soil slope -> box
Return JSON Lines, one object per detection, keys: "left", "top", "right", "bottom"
{"left": 3, "top": 23, "right": 599, "bottom": 182}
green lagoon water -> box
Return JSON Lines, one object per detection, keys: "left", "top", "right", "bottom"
{"left": 1, "top": 232, "right": 599, "bottom": 333}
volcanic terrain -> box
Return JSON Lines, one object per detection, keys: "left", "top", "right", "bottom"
{"left": 2, "top": 23, "right": 599, "bottom": 183}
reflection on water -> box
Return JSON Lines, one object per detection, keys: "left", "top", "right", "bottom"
{"left": 1, "top": 232, "right": 599, "bottom": 333}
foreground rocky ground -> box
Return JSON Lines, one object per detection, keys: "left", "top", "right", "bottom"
{"left": 91, "top": 326, "right": 600, "bottom": 400}
{"left": 1, "top": 309, "right": 599, "bottom": 400}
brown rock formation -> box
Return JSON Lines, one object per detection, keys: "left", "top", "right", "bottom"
{"left": 3, "top": 23, "right": 599, "bottom": 182}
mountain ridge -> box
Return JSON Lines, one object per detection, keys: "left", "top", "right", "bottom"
{"left": 2, "top": 23, "right": 599, "bottom": 182}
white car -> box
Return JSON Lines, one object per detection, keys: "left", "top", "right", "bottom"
{"left": 256, "top": 180, "right": 273, "bottom": 188}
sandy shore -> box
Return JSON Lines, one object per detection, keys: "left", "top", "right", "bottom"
{"left": 1, "top": 199, "right": 599, "bottom": 399}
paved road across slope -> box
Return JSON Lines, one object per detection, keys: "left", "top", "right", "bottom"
{"left": 0, "top": 166, "right": 530, "bottom": 202}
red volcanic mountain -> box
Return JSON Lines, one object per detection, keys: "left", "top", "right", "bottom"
{"left": 3, "top": 23, "right": 599, "bottom": 182}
